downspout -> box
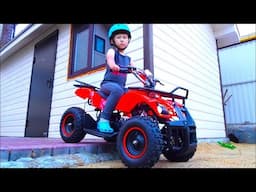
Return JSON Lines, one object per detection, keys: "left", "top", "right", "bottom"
{"left": 216, "top": 39, "right": 228, "bottom": 138}
{"left": 143, "top": 24, "right": 154, "bottom": 75}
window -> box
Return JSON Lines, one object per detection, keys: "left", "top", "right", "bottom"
{"left": 69, "top": 24, "right": 111, "bottom": 78}
{"left": 95, "top": 35, "right": 105, "bottom": 54}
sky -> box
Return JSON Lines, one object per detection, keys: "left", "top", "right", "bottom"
{"left": 236, "top": 24, "right": 256, "bottom": 37}
{"left": 14, "top": 24, "right": 256, "bottom": 38}
{"left": 14, "top": 24, "right": 30, "bottom": 36}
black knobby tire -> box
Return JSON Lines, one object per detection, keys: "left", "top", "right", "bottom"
{"left": 117, "top": 116, "right": 163, "bottom": 168}
{"left": 161, "top": 127, "right": 197, "bottom": 162}
{"left": 60, "top": 107, "right": 86, "bottom": 143}
{"left": 163, "top": 148, "right": 197, "bottom": 162}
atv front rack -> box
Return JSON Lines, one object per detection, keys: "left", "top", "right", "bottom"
{"left": 169, "top": 86, "right": 188, "bottom": 105}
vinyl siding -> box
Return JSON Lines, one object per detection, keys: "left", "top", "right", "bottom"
{"left": 125, "top": 24, "right": 144, "bottom": 86}
{"left": 0, "top": 42, "right": 33, "bottom": 136}
{"left": 152, "top": 24, "right": 226, "bottom": 138}
{"left": 48, "top": 24, "right": 84, "bottom": 138}
{"left": 0, "top": 25, "right": 62, "bottom": 137}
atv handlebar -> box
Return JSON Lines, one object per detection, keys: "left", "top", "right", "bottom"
{"left": 118, "top": 67, "right": 189, "bottom": 103}
{"left": 74, "top": 66, "right": 189, "bottom": 104}
{"left": 118, "top": 66, "right": 137, "bottom": 73}
{"left": 114, "top": 66, "right": 164, "bottom": 89}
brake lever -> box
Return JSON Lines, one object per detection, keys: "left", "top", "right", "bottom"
{"left": 155, "top": 79, "right": 164, "bottom": 86}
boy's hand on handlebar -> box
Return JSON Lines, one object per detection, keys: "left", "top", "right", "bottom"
{"left": 127, "top": 66, "right": 137, "bottom": 71}
{"left": 110, "top": 66, "right": 137, "bottom": 73}
{"left": 111, "top": 64, "right": 120, "bottom": 72}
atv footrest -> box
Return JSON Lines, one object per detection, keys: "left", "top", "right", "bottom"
{"left": 84, "top": 128, "right": 118, "bottom": 138}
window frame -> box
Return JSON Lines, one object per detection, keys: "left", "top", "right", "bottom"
{"left": 94, "top": 35, "right": 105, "bottom": 54}
{"left": 68, "top": 24, "right": 108, "bottom": 79}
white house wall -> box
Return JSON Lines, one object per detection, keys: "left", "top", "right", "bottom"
{"left": 0, "top": 46, "right": 33, "bottom": 136}
{"left": 48, "top": 24, "right": 144, "bottom": 138}
{"left": 152, "top": 24, "right": 226, "bottom": 138}
{"left": 124, "top": 24, "right": 144, "bottom": 86}
{"left": 1, "top": 24, "right": 226, "bottom": 140}
{"left": 0, "top": 25, "right": 60, "bottom": 136}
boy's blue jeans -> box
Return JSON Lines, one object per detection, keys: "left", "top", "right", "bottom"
{"left": 99, "top": 82, "right": 125, "bottom": 120}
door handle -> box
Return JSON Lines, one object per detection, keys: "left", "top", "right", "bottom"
{"left": 46, "top": 78, "right": 53, "bottom": 88}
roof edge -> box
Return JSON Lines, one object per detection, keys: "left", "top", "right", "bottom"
{"left": 0, "top": 24, "right": 54, "bottom": 62}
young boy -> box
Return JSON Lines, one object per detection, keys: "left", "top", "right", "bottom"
{"left": 97, "top": 24, "right": 134, "bottom": 133}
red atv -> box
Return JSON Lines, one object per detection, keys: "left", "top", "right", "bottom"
{"left": 60, "top": 67, "right": 197, "bottom": 168}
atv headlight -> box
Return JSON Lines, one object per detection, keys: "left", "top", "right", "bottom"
{"left": 157, "top": 104, "right": 169, "bottom": 115}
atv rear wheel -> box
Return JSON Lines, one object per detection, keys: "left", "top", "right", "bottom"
{"left": 117, "top": 116, "right": 163, "bottom": 168}
{"left": 60, "top": 107, "right": 86, "bottom": 143}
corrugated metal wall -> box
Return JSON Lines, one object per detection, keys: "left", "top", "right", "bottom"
{"left": 219, "top": 40, "right": 256, "bottom": 125}
{"left": 152, "top": 24, "right": 226, "bottom": 138}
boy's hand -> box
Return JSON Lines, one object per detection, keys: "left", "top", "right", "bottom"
{"left": 111, "top": 64, "right": 120, "bottom": 72}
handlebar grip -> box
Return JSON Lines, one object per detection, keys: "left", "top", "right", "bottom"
{"left": 111, "top": 66, "right": 137, "bottom": 73}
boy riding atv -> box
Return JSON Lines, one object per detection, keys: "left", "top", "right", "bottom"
{"left": 60, "top": 24, "right": 197, "bottom": 168}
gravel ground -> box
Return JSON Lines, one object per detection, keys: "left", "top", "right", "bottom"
{"left": 74, "top": 142, "right": 256, "bottom": 168}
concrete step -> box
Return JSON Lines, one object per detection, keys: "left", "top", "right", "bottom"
{"left": 0, "top": 137, "right": 118, "bottom": 162}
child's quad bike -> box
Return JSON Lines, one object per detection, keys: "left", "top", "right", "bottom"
{"left": 60, "top": 66, "right": 197, "bottom": 168}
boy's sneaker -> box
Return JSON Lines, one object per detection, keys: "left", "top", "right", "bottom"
{"left": 97, "top": 121, "right": 114, "bottom": 133}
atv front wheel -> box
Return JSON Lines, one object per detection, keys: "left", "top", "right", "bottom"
{"left": 161, "top": 127, "right": 197, "bottom": 162}
{"left": 163, "top": 148, "right": 196, "bottom": 162}
{"left": 117, "top": 116, "right": 163, "bottom": 168}
{"left": 60, "top": 107, "right": 87, "bottom": 143}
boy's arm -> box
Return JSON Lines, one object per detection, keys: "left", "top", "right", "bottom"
{"left": 106, "top": 48, "right": 120, "bottom": 71}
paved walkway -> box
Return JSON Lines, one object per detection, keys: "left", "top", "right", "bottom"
{"left": 0, "top": 136, "right": 117, "bottom": 162}
{"left": 0, "top": 136, "right": 231, "bottom": 168}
